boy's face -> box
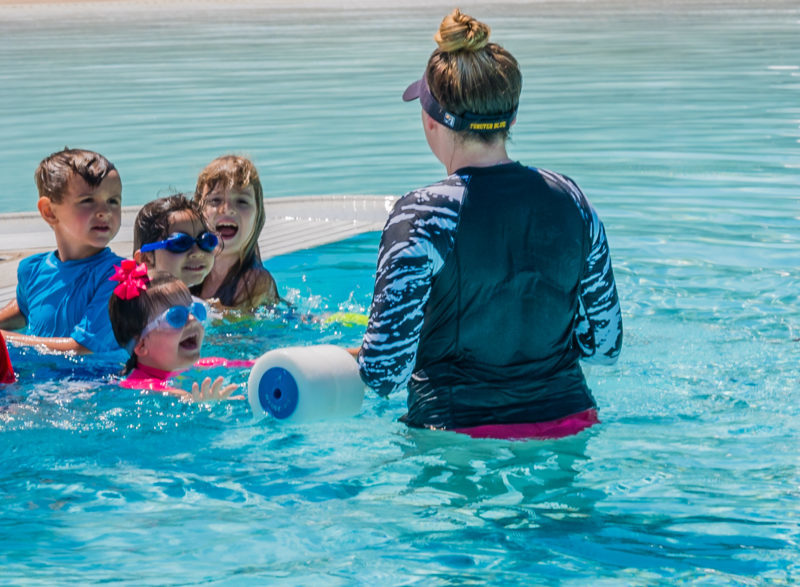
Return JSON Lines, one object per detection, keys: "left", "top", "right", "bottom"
{"left": 201, "top": 184, "right": 258, "bottom": 258}
{"left": 39, "top": 170, "right": 122, "bottom": 261}
{"left": 148, "top": 211, "right": 215, "bottom": 287}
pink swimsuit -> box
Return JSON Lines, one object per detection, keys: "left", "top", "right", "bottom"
{"left": 120, "top": 357, "right": 255, "bottom": 392}
{"left": 453, "top": 408, "right": 599, "bottom": 440}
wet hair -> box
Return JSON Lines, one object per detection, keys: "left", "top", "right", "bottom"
{"left": 108, "top": 271, "right": 193, "bottom": 374}
{"left": 193, "top": 155, "right": 266, "bottom": 307}
{"left": 133, "top": 193, "right": 214, "bottom": 254}
{"left": 426, "top": 9, "right": 521, "bottom": 143}
{"left": 34, "top": 148, "right": 117, "bottom": 203}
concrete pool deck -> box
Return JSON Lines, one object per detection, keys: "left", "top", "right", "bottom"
{"left": 0, "top": 195, "right": 396, "bottom": 307}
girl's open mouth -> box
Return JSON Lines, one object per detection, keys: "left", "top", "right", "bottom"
{"left": 179, "top": 334, "right": 199, "bottom": 350}
{"left": 216, "top": 222, "right": 238, "bottom": 239}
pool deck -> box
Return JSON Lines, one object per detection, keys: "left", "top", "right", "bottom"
{"left": 0, "top": 195, "right": 396, "bottom": 307}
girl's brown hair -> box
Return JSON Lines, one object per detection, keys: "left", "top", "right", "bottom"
{"left": 193, "top": 155, "right": 266, "bottom": 307}
{"left": 108, "top": 271, "right": 192, "bottom": 374}
{"left": 426, "top": 9, "right": 521, "bottom": 142}
{"left": 133, "top": 194, "right": 214, "bottom": 254}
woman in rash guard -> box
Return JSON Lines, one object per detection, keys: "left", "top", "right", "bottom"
{"left": 354, "top": 9, "right": 623, "bottom": 440}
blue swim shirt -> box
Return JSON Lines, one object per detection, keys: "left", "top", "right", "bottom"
{"left": 16, "top": 247, "right": 125, "bottom": 353}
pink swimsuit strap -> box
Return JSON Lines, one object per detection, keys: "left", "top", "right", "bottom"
{"left": 453, "top": 408, "right": 599, "bottom": 440}
{"left": 194, "top": 357, "right": 255, "bottom": 369}
{"left": 120, "top": 357, "right": 254, "bottom": 391}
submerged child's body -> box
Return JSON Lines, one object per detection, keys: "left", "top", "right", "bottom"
{"left": 193, "top": 155, "right": 279, "bottom": 311}
{"left": 0, "top": 148, "right": 123, "bottom": 354}
{"left": 108, "top": 264, "right": 252, "bottom": 401}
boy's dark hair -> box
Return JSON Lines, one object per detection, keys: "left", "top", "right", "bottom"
{"left": 108, "top": 271, "right": 192, "bottom": 374}
{"left": 35, "top": 148, "right": 116, "bottom": 203}
{"left": 133, "top": 194, "right": 214, "bottom": 253}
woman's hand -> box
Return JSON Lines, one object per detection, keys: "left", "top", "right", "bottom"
{"left": 188, "top": 375, "right": 238, "bottom": 403}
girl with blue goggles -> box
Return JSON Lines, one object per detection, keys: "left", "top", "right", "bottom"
{"left": 133, "top": 195, "right": 221, "bottom": 289}
{"left": 140, "top": 231, "right": 219, "bottom": 254}
{"left": 140, "top": 297, "right": 209, "bottom": 338}
{"left": 109, "top": 270, "right": 242, "bottom": 403}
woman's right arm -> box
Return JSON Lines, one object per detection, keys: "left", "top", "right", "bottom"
{"left": 357, "top": 183, "right": 463, "bottom": 395}
{"left": 357, "top": 227, "right": 436, "bottom": 396}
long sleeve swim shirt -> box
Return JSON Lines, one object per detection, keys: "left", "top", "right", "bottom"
{"left": 357, "top": 162, "right": 623, "bottom": 428}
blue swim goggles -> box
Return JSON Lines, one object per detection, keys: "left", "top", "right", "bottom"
{"left": 140, "top": 298, "right": 209, "bottom": 338}
{"left": 140, "top": 231, "right": 219, "bottom": 254}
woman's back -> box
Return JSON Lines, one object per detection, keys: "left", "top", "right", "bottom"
{"left": 418, "top": 163, "right": 587, "bottom": 368}
{"left": 355, "top": 9, "right": 622, "bottom": 436}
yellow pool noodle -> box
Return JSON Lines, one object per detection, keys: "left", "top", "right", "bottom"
{"left": 323, "top": 312, "right": 369, "bottom": 327}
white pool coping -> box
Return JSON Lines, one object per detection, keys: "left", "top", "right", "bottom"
{"left": 0, "top": 194, "right": 396, "bottom": 306}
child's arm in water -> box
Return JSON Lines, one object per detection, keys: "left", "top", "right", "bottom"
{"left": 1, "top": 330, "right": 89, "bottom": 353}
{"left": 122, "top": 373, "right": 241, "bottom": 403}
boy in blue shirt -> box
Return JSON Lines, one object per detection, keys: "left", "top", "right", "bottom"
{"left": 0, "top": 148, "right": 124, "bottom": 354}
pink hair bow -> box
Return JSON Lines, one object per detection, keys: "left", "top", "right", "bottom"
{"left": 110, "top": 259, "right": 149, "bottom": 300}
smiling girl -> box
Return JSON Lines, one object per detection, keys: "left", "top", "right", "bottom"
{"left": 133, "top": 194, "right": 217, "bottom": 288}
{"left": 192, "top": 155, "right": 279, "bottom": 310}
{"left": 108, "top": 264, "right": 250, "bottom": 401}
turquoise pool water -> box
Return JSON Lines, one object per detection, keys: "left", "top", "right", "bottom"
{"left": 1, "top": 1, "right": 799, "bottom": 584}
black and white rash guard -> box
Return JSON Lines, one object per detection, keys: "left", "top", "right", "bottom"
{"left": 358, "top": 162, "right": 622, "bottom": 428}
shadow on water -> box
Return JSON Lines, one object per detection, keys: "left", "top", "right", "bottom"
{"left": 327, "top": 427, "right": 610, "bottom": 582}
{"left": 351, "top": 422, "right": 796, "bottom": 583}
{"left": 398, "top": 427, "right": 600, "bottom": 522}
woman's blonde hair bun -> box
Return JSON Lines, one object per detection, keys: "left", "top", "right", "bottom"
{"left": 434, "top": 8, "right": 490, "bottom": 52}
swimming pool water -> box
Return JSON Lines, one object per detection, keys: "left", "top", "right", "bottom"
{"left": 1, "top": 1, "right": 799, "bottom": 584}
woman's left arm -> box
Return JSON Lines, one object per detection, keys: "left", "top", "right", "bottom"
{"left": 573, "top": 207, "right": 623, "bottom": 364}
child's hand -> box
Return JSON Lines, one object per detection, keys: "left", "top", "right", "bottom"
{"left": 188, "top": 375, "right": 238, "bottom": 403}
